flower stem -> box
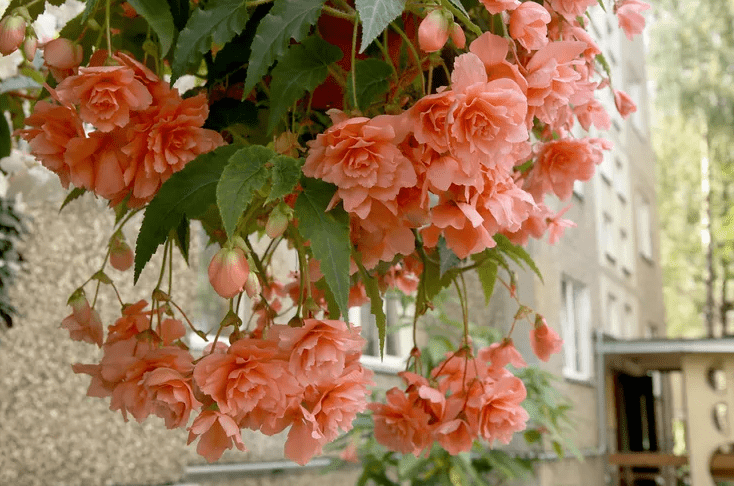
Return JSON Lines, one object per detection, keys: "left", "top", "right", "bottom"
{"left": 105, "top": 0, "right": 112, "bottom": 58}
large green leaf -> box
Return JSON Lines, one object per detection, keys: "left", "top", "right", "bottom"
{"left": 345, "top": 58, "right": 393, "bottom": 111}
{"left": 216, "top": 145, "right": 274, "bottom": 239}
{"left": 6, "top": 0, "right": 65, "bottom": 22}
{"left": 354, "top": 252, "right": 386, "bottom": 358}
{"left": 126, "top": 0, "right": 177, "bottom": 56}
{"left": 437, "top": 236, "right": 461, "bottom": 278}
{"left": 170, "top": 0, "right": 249, "bottom": 83}
{"left": 134, "top": 145, "right": 239, "bottom": 282}
{"left": 242, "top": 0, "right": 326, "bottom": 97}
{"left": 81, "top": 0, "right": 100, "bottom": 23}
{"left": 476, "top": 258, "right": 498, "bottom": 305}
{"left": 355, "top": 0, "right": 405, "bottom": 53}
{"left": 493, "top": 234, "right": 543, "bottom": 282}
{"left": 267, "top": 155, "right": 303, "bottom": 203}
{"left": 267, "top": 35, "right": 343, "bottom": 133}
{"left": 294, "top": 177, "right": 351, "bottom": 319}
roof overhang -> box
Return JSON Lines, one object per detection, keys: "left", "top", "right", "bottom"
{"left": 596, "top": 335, "right": 734, "bottom": 373}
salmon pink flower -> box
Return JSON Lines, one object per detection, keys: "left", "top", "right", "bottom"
{"left": 409, "top": 91, "right": 454, "bottom": 154}
{"left": 106, "top": 300, "right": 156, "bottom": 345}
{"left": 418, "top": 10, "right": 450, "bottom": 53}
{"left": 208, "top": 246, "right": 249, "bottom": 299}
{"left": 143, "top": 368, "right": 202, "bottom": 429}
{"left": 547, "top": 205, "right": 576, "bottom": 244}
{"left": 613, "top": 88, "right": 637, "bottom": 119}
{"left": 193, "top": 338, "right": 301, "bottom": 431}
{"left": 55, "top": 65, "right": 153, "bottom": 132}
{"left": 615, "top": 0, "right": 649, "bottom": 41}
{"left": 526, "top": 137, "right": 611, "bottom": 201}
{"left": 159, "top": 318, "right": 186, "bottom": 345}
{"left": 530, "top": 316, "right": 563, "bottom": 361}
{"left": 574, "top": 98, "right": 611, "bottom": 131}
{"left": 0, "top": 15, "right": 25, "bottom": 55}
{"left": 478, "top": 339, "right": 527, "bottom": 369}
{"left": 109, "top": 233, "right": 134, "bottom": 271}
{"left": 274, "top": 319, "right": 365, "bottom": 386}
{"left": 510, "top": 2, "right": 551, "bottom": 51}
{"left": 435, "top": 418, "right": 475, "bottom": 455}
{"left": 61, "top": 294, "right": 103, "bottom": 347}
{"left": 188, "top": 410, "right": 247, "bottom": 462}
{"left": 548, "top": 0, "right": 597, "bottom": 20}
{"left": 303, "top": 111, "right": 416, "bottom": 219}
{"left": 471, "top": 373, "right": 529, "bottom": 444}
{"left": 480, "top": 0, "right": 519, "bottom": 14}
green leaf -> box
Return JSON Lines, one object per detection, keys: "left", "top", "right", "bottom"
{"left": 59, "top": 187, "right": 87, "bottom": 213}
{"left": 135, "top": 145, "right": 239, "bottom": 282}
{"left": 126, "top": 0, "right": 177, "bottom": 56}
{"left": 493, "top": 234, "right": 543, "bottom": 282}
{"left": 167, "top": 0, "right": 190, "bottom": 31}
{"left": 171, "top": 0, "right": 249, "bottom": 83}
{"left": 446, "top": 0, "right": 469, "bottom": 18}
{"left": 242, "top": 0, "right": 327, "bottom": 96}
{"left": 294, "top": 177, "right": 351, "bottom": 319}
{"left": 6, "top": 0, "right": 65, "bottom": 22}
{"left": 354, "top": 252, "right": 387, "bottom": 358}
{"left": 216, "top": 145, "right": 273, "bottom": 239}
{"left": 552, "top": 440, "right": 564, "bottom": 458}
{"left": 476, "top": 259, "right": 498, "bottom": 304}
{"left": 346, "top": 58, "right": 393, "bottom": 111}
{"left": 173, "top": 216, "right": 190, "bottom": 264}
{"left": 0, "top": 113, "right": 9, "bottom": 160}
{"left": 523, "top": 429, "right": 542, "bottom": 443}
{"left": 355, "top": 0, "right": 405, "bottom": 53}
{"left": 437, "top": 236, "right": 461, "bottom": 278}
{"left": 267, "top": 155, "right": 303, "bottom": 203}
{"left": 267, "top": 35, "right": 343, "bottom": 133}
{"left": 81, "top": 0, "right": 100, "bottom": 23}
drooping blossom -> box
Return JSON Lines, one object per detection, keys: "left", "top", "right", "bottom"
{"left": 509, "top": 2, "right": 552, "bottom": 51}
{"left": 60, "top": 294, "right": 103, "bottom": 347}
{"left": 42, "top": 38, "right": 83, "bottom": 81}
{"left": 615, "top": 0, "right": 650, "bottom": 41}
{"left": 478, "top": 339, "right": 527, "bottom": 369}
{"left": 547, "top": 205, "right": 576, "bottom": 244}
{"left": 613, "top": 88, "right": 637, "bottom": 119}
{"left": 480, "top": 0, "right": 519, "bottom": 14}
{"left": 548, "top": 0, "right": 597, "bottom": 20}
{"left": 530, "top": 317, "right": 564, "bottom": 361}
{"left": 208, "top": 246, "right": 250, "bottom": 299}
{"left": 143, "top": 367, "right": 202, "bottom": 429}
{"left": 187, "top": 410, "right": 247, "bottom": 462}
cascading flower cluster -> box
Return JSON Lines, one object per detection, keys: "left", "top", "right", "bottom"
{"left": 6, "top": 0, "right": 647, "bottom": 468}
{"left": 19, "top": 51, "right": 224, "bottom": 208}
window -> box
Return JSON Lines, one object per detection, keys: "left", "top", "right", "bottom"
{"left": 607, "top": 293, "right": 621, "bottom": 337}
{"left": 350, "top": 292, "right": 413, "bottom": 373}
{"left": 602, "top": 212, "right": 616, "bottom": 263}
{"left": 637, "top": 196, "right": 653, "bottom": 260}
{"left": 560, "top": 277, "right": 592, "bottom": 380}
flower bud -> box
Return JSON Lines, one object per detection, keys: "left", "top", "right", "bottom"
{"left": 110, "top": 241, "right": 134, "bottom": 271}
{"left": 244, "top": 272, "right": 261, "bottom": 298}
{"left": 418, "top": 10, "right": 450, "bottom": 53}
{"left": 43, "top": 37, "right": 83, "bottom": 68}
{"left": 0, "top": 15, "right": 26, "bottom": 56}
{"left": 67, "top": 290, "right": 91, "bottom": 324}
{"left": 22, "top": 35, "right": 37, "bottom": 61}
{"left": 449, "top": 23, "right": 466, "bottom": 48}
{"left": 265, "top": 203, "right": 290, "bottom": 239}
{"left": 208, "top": 247, "right": 250, "bottom": 298}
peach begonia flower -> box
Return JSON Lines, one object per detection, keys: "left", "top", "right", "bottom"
{"left": 340, "top": 442, "right": 359, "bottom": 463}
{"left": 207, "top": 246, "right": 249, "bottom": 299}
{"left": 480, "top": 0, "right": 519, "bottom": 14}
{"left": 574, "top": 98, "right": 611, "bottom": 131}
{"left": 143, "top": 367, "right": 202, "bottom": 429}
{"left": 369, "top": 383, "right": 437, "bottom": 456}
{"left": 42, "top": 38, "right": 83, "bottom": 82}
{"left": 613, "top": 88, "right": 637, "bottom": 119}
{"left": 193, "top": 338, "right": 301, "bottom": 431}
{"left": 526, "top": 137, "right": 611, "bottom": 201}
{"left": 435, "top": 418, "right": 475, "bottom": 455}
{"left": 105, "top": 300, "right": 157, "bottom": 345}
{"left": 615, "top": 0, "right": 649, "bottom": 41}
{"left": 303, "top": 111, "right": 417, "bottom": 220}
{"left": 17, "top": 92, "right": 85, "bottom": 188}
{"left": 55, "top": 65, "right": 153, "bottom": 132}
{"left": 431, "top": 351, "right": 487, "bottom": 395}
{"left": 530, "top": 317, "right": 564, "bottom": 361}
{"left": 502, "top": 204, "right": 550, "bottom": 246}
{"left": 285, "top": 363, "right": 373, "bottom": 465}
{"left": 350, "top": 200, "right": 416, "bottom": 269}
{"left": 121, "top": 91, "right": 224, "bottom": 206}
{"left": 409, "top": 91, "right": 454, "bottom": 154}
{"left": 159, "top": 318, "right": 186, "bottom": 346}
{"left": 422, "top": 196, "right": 496, "bottom": 259}
{"left": 548, "top": 0, "right": 597, "bottom": 20}
{"left": 61, "top": 294, "right": 103, "bottom": 347}
{"left": 64, "top": 131, "right": 131, "bottom": 200}
{"left": 448, "top": 53, "right": 528, "bottom": 170}
{"left": 273, "top": 319, "right": 365, "bottom": 386}
{"left": 470, "top": 373, "right": 529, "bottom": 444}
{"left": 187, "top": 410, "right": 247, "bottom": 463}
{"left": 418, "top": 10, "right": 450, "bottom": 53}
{"left": 468, "top": 33, "right": 528, "bottom": 90}
{"left": 509, "top": 2, "right": 552, "bottom": 51}
{"left": 478, "top": 339, "right": 527, "bottom": 369}
{"left": 547, "top": 205, "right": 576, "bottom": 244}
{"left": 524, "top": 41, "right": 589, "bottom": 128}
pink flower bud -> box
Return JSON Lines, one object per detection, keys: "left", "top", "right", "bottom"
{"left": 208, "top": 247, "right": 250, "bottom": 298}
{"left": 22, "top": 35, "right": 37, "bottom": 60}
{"left": 265, "top": 204, "right": 290, "bottom": 239}
{"left": 0, "top": 15, "right": 26, "bottom": 56}
{"left": 613, "top": 89, "right": 637, "bottom": 119}
{"left": 418, "top": 10, "right": 450, "bottom": 53}
{"left": 449, "top": 24, "right": 466, "bottom": 49}
{"left": 43, "top": 37, "right": 83, "bottom": 69}
{"left": 530, "top": 316, "right": 563, "bottom": 362}
{"left": 244, "top": 272, "right": 261, "bottom": 298}
{"left": 109, "top": 234, "right": 134, "bottom": 271}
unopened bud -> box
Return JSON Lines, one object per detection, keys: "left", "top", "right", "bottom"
{"left": 109, "top": 234, "right": 134, "bottom": 272}
{"left": 0, "top": 15, "right": 26, "bottom": 56}
{"left": 22, "top": 35, "right": 36, "bottom": 61}
{"left": 418, "top": 10, "right": 450, "bottom": 53}
{"left": 43, "top": 37, "right": 83, "bottom": 69}
{"left": 208, "top": 247, "right": 249, "bottom": 298}
{"left": 265, "top": 203, "right": 290, "bottom": 239}
{"left": 449, "top": 23, "right": 466, "bottom": 48}
{"left": 244, "top": 272, "right": 261, "bottom": 298}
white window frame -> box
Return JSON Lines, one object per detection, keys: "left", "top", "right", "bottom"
{"left": 561, "top": 277, "right": 592, "bottom": 381}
